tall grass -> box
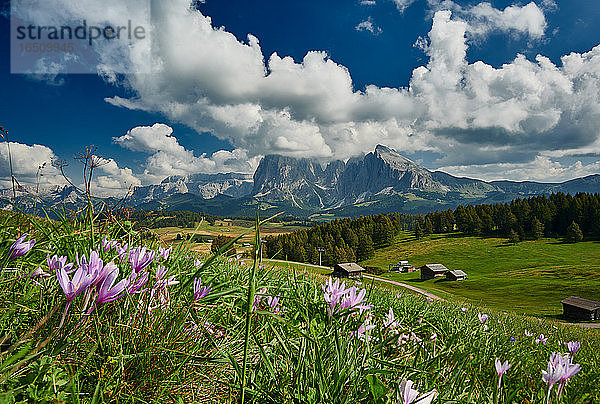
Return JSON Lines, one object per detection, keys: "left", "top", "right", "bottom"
{"left": 0, "top": 210, "right": 599, "bottom": 403}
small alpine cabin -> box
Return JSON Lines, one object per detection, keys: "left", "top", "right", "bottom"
{"left": 332, "top": 263, "right": 365, "bottom": 279}
{"left": 420, "top": 263, "right": 449, "bottom": 280}
{"left": 561, "top": 296, "right": 600, "bottom": 321}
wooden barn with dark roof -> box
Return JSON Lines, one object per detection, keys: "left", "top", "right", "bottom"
{"left": 331, "top": 263, "right": 365, "bottom": 279}
{"left": 446, "top": 269, "right": 468, "bottom": 281}
{"left": 561, "top": 296, "right": 600, "bottom": 321}
{"left": 420, "top": 263, "right": 449, "bottom": 280}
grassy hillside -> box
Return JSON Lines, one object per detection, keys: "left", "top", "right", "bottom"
{"left": 153, "top": 219, "right": 310, "bottom": 255}
{"left": 2, "top": 212, "right": 600, "bottom": 402}
{"left": 361, "top": 232, "right": 600, "bottom": 317}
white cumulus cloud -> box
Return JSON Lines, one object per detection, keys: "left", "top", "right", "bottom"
{"left": 394, "top": 0, "right": 417, "bottom": 13}
{"left": 466, "top": 2, "right": 547, "bottom": 39}
{"left": 113, "top": 123, "right": 261, "bottom": 183}
{"left": 0, "top": 141, "right": 142, "bottom": 198}
{"left": 0, "top": 142, "right": 64, "bottom": 188}
{"left": 93, "top": 158, "right": 142, "bottom": 197}
{"left": 439, "top": 156, "right": 600, "bottom": 183}
{"left": 355, "top": 17, "right": 382, "bottom": 35}
{"left": 426, "top": 1, "right": 547, "bottom": 39}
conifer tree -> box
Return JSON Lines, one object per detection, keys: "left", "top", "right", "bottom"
{"left": 566, "top": 221, "right": 583, "bottom": 243}
{"left": 531, "top": 217, "right": 544, "bottom": 240}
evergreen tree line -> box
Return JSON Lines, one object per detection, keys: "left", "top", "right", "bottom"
{"left": 128, "top": 211, "right": 310, "bottom": 229}
{"left": 264, "top": 214, "right": 416, "bottom": 266}
{"left": 415, "top": 193, "right": 600, "bottom": 242}
{"left": 129, "top": 211, "right": 221, "bottom": 229}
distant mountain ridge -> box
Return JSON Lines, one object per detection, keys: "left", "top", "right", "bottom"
{"left": 0, "top": 185, "right": 112, "bottom": 215}
{"left": 2, "top": 145, "right": 599, "bottom": 217}
{"left": 127, "top": 145, "right": 600, "bottom": 216}
{"left": 130, "top": 172, "right": 253, "bottom": 205}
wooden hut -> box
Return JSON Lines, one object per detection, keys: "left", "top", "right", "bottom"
{"left": 389, "top": 261, "right": 415, "bottom": 272}
{"left": 332, "top": 263, "right": 365, "bottom": 279}
{"left": 446, "top": 270, "right": 467, "bottom": 281}
{"left": 561, "top": 296, "right": 600, "bottom": 321}
{"left": 420, "top": 264, "right": 449, "bottom": 280}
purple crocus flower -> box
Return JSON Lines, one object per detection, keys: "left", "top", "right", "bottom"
{"left": 152, "top": 265, "right": 178, "bottom": 293}
{"left": 57, "top": 265, "right": 93, "bottom": 301}
{"left": 384, "top": 307, "right": 399, "bottom": 329}
{"left": 478, "top": 313, "right": 488, "bottom": 324}
{"left": 536, "top": 334, "right": 548, "bottom": 345}
{"left": 128, "top": 246, "right": 155, "bottom": 273}
{"left": 400, "top": 379, "right": 419, "bottom": 404}
{"left": 265, "top": 295, "right": 281, "bottom": 313}
{"left": 544, "top": 352, "right": 581, "bottom": 400}
{"left": 322, "top": 278, "right": 347, "bottom": 316}
{"left": 127, "top": 270, "right": 149, "bottom": 294}
{"left": 97, "top": 267, "right": 129, "bottom": 304}
{"left": 148, "top": 267, "right": 178, "bottom": 312}
{"left": 28, "top": 267, "right": 51, "bottom": 287}
{"left": 542, "top": 356, "right": 565, "bottom": 401}
{"left": 542, "top": 360, "right": 563, "bottom": 385}
{"left": 352, "top": 321, "right": 375, "bottom": 342}
{"left": 494, "top": 359, "right": 511, "bottom": 389}
{"left": 399, "top": 379, "right": 437, "bottom": 404}
{"left": 80, "top": 251, "right": 107, "bottom": 287}
{"left": 30, "top": 267, "right": 51, "bottom": 278}
{"left": 158, "top": 246, "right": 171, "bottom": 261}
{"left": 155, "top": 265, "right": 168, "bottom": 281}
{"left": 193, "top": 277, "right": 212, "bottom": 301}
{"left": 101, "top": 236, "right": 116, "bottom": 252}
{"left": 9, "top": 233, "right": 36, "bottom": 259}
{"left": 565, "top": 341, "right": 580, "bottom": 358}
{"left": 339, "top": 286, "right": 373, "bottom": 313}
{"left": 56, "top": 264, "right": 94, "bottom": 328}
{"left": 47, "top": 255, "right": 74, "bottom": 273}
{"left": 116, "top": 243, "right": 129, "bottom": 261}
{"left": 252, "top": 287, "right": 267, "bottom": 311}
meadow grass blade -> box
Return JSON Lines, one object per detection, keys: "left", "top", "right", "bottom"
{"left": 240, "top": 213, "right": 260, "bottom": 404}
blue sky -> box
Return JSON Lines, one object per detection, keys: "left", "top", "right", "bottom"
{"left": 1, "top": 0, "right": 600, "bottom": 195}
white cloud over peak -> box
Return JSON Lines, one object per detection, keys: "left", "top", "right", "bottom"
{"left": 439, "top": 156, "right": 600, "bottom": 183}
{"left": 0, "top": 142, "right": 64, "bottom": 188}
{"left": 93, "top": 158, "right": 142, "bottom": 197}
{"left": 113, "top": 123, "right": 260, "bottom": 183}
{"left": 0, "top": 140, "right": 142, "bottom": 197}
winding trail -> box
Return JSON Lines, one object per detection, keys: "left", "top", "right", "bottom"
{"left": 262, "top": 259, "right": 443, "bottom": 301}
{"left": 361, "top": 274, "right": 443, "bottom": 301}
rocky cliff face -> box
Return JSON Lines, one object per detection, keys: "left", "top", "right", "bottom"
{"left": 252, "top": 155, "right": 331, "bottom": 208}
{"left": 249, "top": 145, "right": 499, "bottom": 208}
{"left": 130, "top": 173, "right": 253, "bottom": 205}
{"left": 335, "top": 145, "right": 448, "bottom": 200}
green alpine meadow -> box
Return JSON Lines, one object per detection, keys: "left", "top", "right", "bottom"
{"left": 1, "top": 203, "right": 599, "bottom": 403}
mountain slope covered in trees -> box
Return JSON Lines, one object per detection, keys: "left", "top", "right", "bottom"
{"left": 265, "top": 192, "right": 600, "bottom": 268}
